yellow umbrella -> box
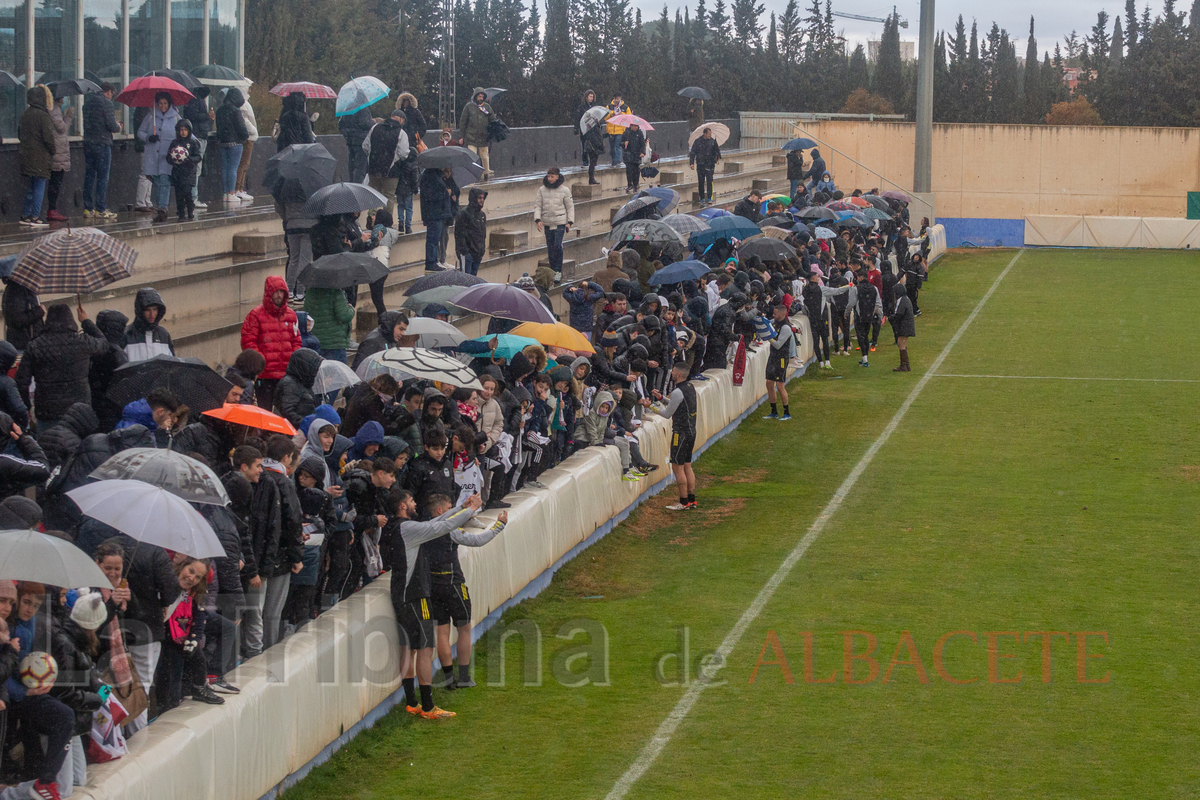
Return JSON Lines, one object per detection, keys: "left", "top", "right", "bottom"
{"left": 509, "top": 321, "right": 596, "bottom": 354}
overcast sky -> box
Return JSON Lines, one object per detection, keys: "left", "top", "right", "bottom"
{"left": 628, "top": 0, "right": 1173, "bottom": 60}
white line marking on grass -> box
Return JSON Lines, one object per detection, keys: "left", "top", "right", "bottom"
{"left": 604, "top": 249, "right": 1025, "bottom": 800}
{"left": 936, "top": 374, "right": 1200, "bottom": 384}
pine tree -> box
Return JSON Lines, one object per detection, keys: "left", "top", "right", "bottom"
{"left": 846, "top": 43, "right": 868, "bottom": 92}
{"left": 1124, "top": 0, "right": 1139, "bottom": 51}
{"left": 778, "top": 0, "right": 801, "bottom": 65}
{"left": 731, "top": 0, "right": 764, "bottom": 49}
{"left": 873, "top": 12, "right": 903, "bottom": 108}
{"left": 709, "top": 0, "right": 731, "bottom": 46}
{"left": 1023, "top": 17, "right": 1041, "bottom": 123}
{"left": 932, "top": 32, "right": 952, "bottom": 121}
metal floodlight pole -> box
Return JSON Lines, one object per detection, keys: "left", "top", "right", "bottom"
{"left": 913, "top": 0, "right": 935, "bottom": 194}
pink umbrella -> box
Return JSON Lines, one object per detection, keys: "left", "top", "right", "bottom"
{"left": 605, "top": 113, "right": 654, "bottom": 131}
{"left": 881, "top": 190, "right": 912, "bottom": 203}
{"left": 270, "top": 81, "right": 337, "bottom": 99}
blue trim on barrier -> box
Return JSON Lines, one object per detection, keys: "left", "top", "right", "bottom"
{"left": 939, "top": 218, "right": 1025, "bottom": 248}
{"left": 259, "top": 355, "right": 814, "bottom": 800}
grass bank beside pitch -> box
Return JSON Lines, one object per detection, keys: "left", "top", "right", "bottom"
{"left": 287, "top": 249, "right": 1198, "bottom": 800}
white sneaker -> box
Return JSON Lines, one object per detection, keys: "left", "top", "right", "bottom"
{"left": 194, "top": 200, "right": 208, "bottom": 209}
{"left": 99, "top": 210, "right": 118, "bottom": 219}
{"left": 236, "top": 191, "right": 254, "bottom": 201}
{"left": 223, "top": 193, "right": 237, "bottom": 203}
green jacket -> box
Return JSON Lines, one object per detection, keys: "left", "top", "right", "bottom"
{"left": 303, "top": 287, "right": 355, "bottom": 350}
{"left": 18, "top": 87, "right": 56, "bottom": 179}
{"left": 458, "top": 88, "right": 495, "bottom": 147}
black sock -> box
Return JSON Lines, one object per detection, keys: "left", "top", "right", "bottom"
{"left": 420, "top": 684, "right": 434, "bottom": 712}
{"left": 402, "top": 677, "right": 416, "bottom": 707}
{"left": 687, "top": 494, "right": 696, "bottom": 504}
{"left": 770, "top": 403, "right": 777, "bottom": 414}
{"left": 442, "top": 665, "right": 454, "bottom": 679}
{"left": 783, "top": 405, "right": 789, "bottom": 416}
{"left": 457, "top": 663, "right": 472, "bottom": 683}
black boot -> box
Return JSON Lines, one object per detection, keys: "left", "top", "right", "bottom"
{"left": 191, "top": 683, "right": 225, "bottom": 704}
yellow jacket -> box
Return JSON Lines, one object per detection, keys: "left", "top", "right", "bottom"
{"left": 604, "top": 102, "right": 631, "bottom": 136}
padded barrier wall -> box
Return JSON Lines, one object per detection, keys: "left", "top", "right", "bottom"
{"left": 1024, "top": 215, "right": 1200, "bottom": 249}
{"left": 939, "top": 218, "right": 1025, "bottom": 248}
{"left": 72, "top": 317, "right": 816, "bottom": 800}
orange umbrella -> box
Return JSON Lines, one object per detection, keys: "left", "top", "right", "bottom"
{"left": 847, "top": 196, "right": 872, "bottom": 208}
{"left": 202, "top": 404, "right": 297, "bottom": 435}
{"left": 510, "top": 321, "right": 596, "bottom": 354}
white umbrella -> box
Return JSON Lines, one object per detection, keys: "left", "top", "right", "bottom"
{"left": 67, "top": 480, "right": 226, "bottom": 559}
{"left": 312, "top": 359, "right": 362, "bottom": 396}
{"left": 688, "top": 122, "right": 730, "bottom": 147}
{"left": 355, "top": 347, "right": 483, "bottom": 390}
{"left": 580, "top": 106, "right": 609, "bottom": 134}
{"left": 405, "top": 318, "right": 467, "bottom": 349}
{"left": 0, "top": 529, "right": 111, "bottom": 587}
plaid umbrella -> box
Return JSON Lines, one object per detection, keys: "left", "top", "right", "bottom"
{"left": 301, "top": 182, "right": 388, "bottom": 216}
{"left": 661, "top": 214, "right": 711, "bottom": 235}
{"left": 107, "top": 355, "right": 233, "bottom": 413}
{"left": 11, "top": 228, "right": 136, "bottom": 294}
{"left": 270, "top": 82, "right": 337, "bottom": 99}
{"left": 863, "top": 207, "right": 892, "bottom": 221}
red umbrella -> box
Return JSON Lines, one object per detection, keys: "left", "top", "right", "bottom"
{"left": 270, "top": 81, "right": 337, "bottom": 99}
{"left": 825, "top": 200, "right": 859, "bottom": 212}
{"left": 114, "top": 75, "right": 193, "bottom": 108}
{"left": 846, "top": 196, "right": 872, "bottom": 208}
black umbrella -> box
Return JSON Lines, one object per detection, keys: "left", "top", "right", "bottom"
{"left": 107, "top": 355, "right": 234, "bottom": 414}
{"left": 297, "top": 252, "right": 389, "bottom": 289}
{"left": 484, "top": 87, "right": 507, "bottom": 101}
{"left": 404, "top": 269, "right": 486, "bottom": 297}
{"left": 607, "top": 219, "right": 686, "bottom": 245}
{"left": 862, "top": 195, "right": 893, "bottom": 212}
{"left": 48, "top": 78, "right": 101, "bottom": 99}
{"left": 759, "top": 214, "right": 794, "bottom": 229}
{"left": 145, "top": 69, "right": 203, "bottom": 90}
{"left": 263, "top": 143, "right": 337, "bottom": 203}
{"left": 301, "top": 182, "right": 389, "bottom": 216}
{"left": 677, "top": 87, "right": 712, "bottom": 101}
{"left": 416, "top": 146, "right": 484, "bottom": 188}
{"left": 738, "top": 237, "right": 797, "bottom": 262}
{"left": 796, "top": 207, "right": 837, "bottom": 221}
{"left": 612, "top": 196, "right": 661, "bottom": 226}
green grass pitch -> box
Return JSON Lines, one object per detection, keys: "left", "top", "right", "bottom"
{"left": 287, "top": 247, "right": 1200, "bottom": 799}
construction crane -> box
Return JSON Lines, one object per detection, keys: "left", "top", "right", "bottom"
{"left": 831, "top": 9, "right": 909, "bottom": 28}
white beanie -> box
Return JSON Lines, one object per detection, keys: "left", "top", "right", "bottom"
{"left": 70, "top": 592, "right": 107, "bottom": 631}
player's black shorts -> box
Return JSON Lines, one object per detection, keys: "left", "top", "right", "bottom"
{"left": 669, "top": 430, "right": 695, "bottom": 465}
{"left": 432, "top": 580, "right": 472, "bottom": 626}
{"left": 764, "top": 353, "right": 788, "bottom": 383}
{"left": 396, "top": 598, "right": 436, "bottom": 649}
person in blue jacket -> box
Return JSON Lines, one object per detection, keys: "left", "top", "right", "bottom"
{"left": 563, "top": 280, "right": 604, "bottom": 336}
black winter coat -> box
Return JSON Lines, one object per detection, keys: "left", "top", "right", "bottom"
{"left": 111, "top": 532, "right": 178, "bottom": 646}
{"left": 401, "top": 452, "right": 457, "bottom": 521}
{"left": 419, "top": 169, "right": 453, "bottom": 223}
{"left": 338, "top": 108, "right": 373, "bottom": 147}
{"left": 16, "top": 318, "right": 109, "bottom": 423}
{"left": 621, "top": 129, "right": 646, "bottom": 165}
{"left": 201, "top": 504, "right": 245, "bottom": 603}
{"left": 454, "top": 188, "right": 488, "bottom": 260}
{"left": 2, "top": 280, "right": 44, "bottom": 350}
{"left": 351, "top": 310, "right": 403, "bottom": 371}
{"left": 689, "top": 137, "right": 721, "bottom": 169}
{"left": 890, "top": 284, "right": 916, "bottom": 338}
{"left": 276, "top": 347, "right": 322, "bottom": 427}
{"left": 786, "top": 150, "right": 804, "bottom": 180}
{"left": 50, "top": 614, "right": 104, "bottom": 736}
{"left": 276, "top": 93, "right": 315, "bottom": 150}
{"left": 0, "top": 341, "right": 28, "bottom": 431}
{"left": 182, "top": 93, "right": 212, "bottom": 139}
{"left": 36, "top": 402, "right": 97, "bottom": 471}
{"left": 262, "top": 466, "right": 304, "bottom": 576}
{"left": 89, "top": 310, "right": 129, "bottom": 431}
{"left": 172, "top": 418, "right": 232, "bottom": 476}
{"left": 214, "top": 88, "right": 249, "bottom": 144}
{"left": 83, "top": 92, "right": 121, "bottom": 145}
{"left": 0, "top": 427, "right": 49, "bottom": 500}
{"left": 733, "top": 198, "right": 763, "bottom": 224}
{"left": 343, "top": 468, "right": 388, "bottom": 539}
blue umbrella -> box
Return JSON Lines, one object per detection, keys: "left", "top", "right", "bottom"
{"left": 688, "top": 215, "right": 762, "bottom": 247}
{"left": 782, "top": 137, "right": 819, "bottom": 151}
{"left": 634, "top": 187, "right": 681, "bottom": 214}
{"left": 336, "top": 76, "right": 389, "bottom": 117}
{"left": 459, "top": 334, "right": 541, "bottom": 361}
{"left": 648, "top": 260, "right": 711, "bottom": 286}
{"left": 696, "top": 207, "right": 733, "bottom": 220}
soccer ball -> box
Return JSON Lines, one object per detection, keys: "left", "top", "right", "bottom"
{"left": 167, "top": 144, "right": 190, "bottom": 166}
{"left": 19, "top": 651, "right": 57, "bottom": 690}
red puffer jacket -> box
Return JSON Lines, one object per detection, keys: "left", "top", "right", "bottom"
{"left": 241, "top": 276, "right": 301, "bottom": 381}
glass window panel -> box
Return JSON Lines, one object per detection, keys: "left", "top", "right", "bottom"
{"left": 84, "top": 0, "right": 125, "bottom": 89}
{"left": 34, "top": 0, "right": 76, "bottom": 86}
{"left": 129, "top": 0, "right": 163, "bottom": 75}
{"left": 169, "top": 0, "right": 201, "bottom": 69}
{"left": 207, "top": 0, "right": 235, "bottom": 70}
{"left": 0, "top": 1, "right": 27, "bottom": 138}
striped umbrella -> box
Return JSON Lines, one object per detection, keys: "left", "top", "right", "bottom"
{"left": 270, "top": 81, "right": 337, "bottom": 99}
{"left": 11, "top": 228, "right": 136, "bottom": 294}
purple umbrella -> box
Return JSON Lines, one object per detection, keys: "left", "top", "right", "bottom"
{"left": 451, "top": 283, "right": 556, "bottom": 324}
{"left": 881, "top": 190, "right": 911, "bottom": 203}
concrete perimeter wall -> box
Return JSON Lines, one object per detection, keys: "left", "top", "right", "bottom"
{"left": 741, "top": 113, "right": 1200, "bottom": 220}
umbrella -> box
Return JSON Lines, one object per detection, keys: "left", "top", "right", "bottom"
{"left": 796, "top": 206, "right": 837, "bottom": 221}
{"left": 301, "top": 182, "right": 389, "bottom": 216}
{"left": 89, "top": 448, "right": 229, "bottom": 505}
{"left": 881, "top": 190, "right": 912, "bottom": 202}
{"left": 846, "top": 196, "right": 872, "bottom": 208}
{"left": 115, "top": 75, "right": 193, "bottom": 107}
{"left": 270, "top": 81, "right": 337, "bottom": 99}
{"left": 190, "top": 64, "right": 251, "bottom": 88}
{"left": 758, "top": 196, "right": 792, "bottom": 215}
{"left": 203, "top": 403, "right": 296, "bottom": 435}
{"left": 661, "top": 214, "right": 711, "bottom": 235}
{"left": 0, "top": 529, "right": 111, "bottom": 587}
{"left": 461, "top": 334, "right": 540, "bottom": 361}
{"left": 402, "top": 285, "right": 470, "bottom": 315}
{"left": 405, "top": 317, "right": 468, "bottom": 349}
{"left": 11, "top": 228, "right": 136, "bottom": 294}
{"left": 677, "top": 86, "right": 712, "bottom": 100}
{"left": 612, "top": 196, "right": 662, "bottom": 226}
{"left": 634, "top": 187, "right": 680, "bottom": 214}
{"left": 509, "top": 322, "right": 596, "bottom": 354}
{"left": 452, "top": 283, "right": 556, "bottom": 324}
{"left": 297, "top": 252, "right": 389, "bottom": 289}
{"left": 688, "top": 122, "right": 729, "bottom": 147}
{"left": 608, "top": 219, "right": 686, "bottom": 245}
{"left": 826, "top": 200, "right": 859, "bottom": 212}
{"left": 337, "top": 76, "right": 389, "bottom": 117}
{"left": 0, "top": 71, "right": 19, "bottom": 88}
{"left": 484, "top": 87, "right": 507, "bottom": 101}
{"left": 263, "top": 143, "right": 337, "bottom": 203}
{"left": 647, "top": 260, "right": 710, "bottom": 286}
{"left": 312, "top": 359, "right": 362, "bottom": 396}
{"left": 67, "top": 481, "right": 225, "bottom": 559}
{"left": 782, "top": 137, "right": 819, "bottom": 151}
{"left": 863, "top": 207, "right": 892, "bottom": 221}
{"left": 355, "top": 348, "right": 483, "bottom": 389}
{"left": 580, "top": 106, "right": 609, "bottom": 134}
{"left": 739, "top": 237, "right": 796, "bottom": 262}
{"left": 416, "top": 146, "right": 484, "bottom": 188}
{"left": 689, "top": 215, "right": 762, "bottom": 247}
{"left": 835, "top": 216, "right": 873, "bottom": 229}
{"left": 605, "top": 113, "right": 653, "bottom": 131}
{"left": 145, "top": 69, "right": 201, "bottom": 90}
{"left": 405, "top": 269, "right": 485, "bottom": 296}
{"left": 47, "top": 78, "right": 101, "bottom": 99}
{"left": 759, "top": 227, "right": 793, "bottom": 241}
{"left": 759, "top": 214, "right": 794, "bottom": 229}
{"left": 862, "top": 195, "right": 893, "bottom": 211}
{"left": 696, "top": 207, "right": 733, "bottom": 220}
{"left": 814, "top": 227, "right": 836, "bottom": 240}
{"left": 107, "top": 355, "right": 234, "bottom": 414}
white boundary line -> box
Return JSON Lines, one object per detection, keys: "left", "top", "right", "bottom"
{"left": 937, "top": 374, "right": 1200, "bottom": 384}
{"left": 604, "top": 249, "right": 1026, "bottom": 800}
